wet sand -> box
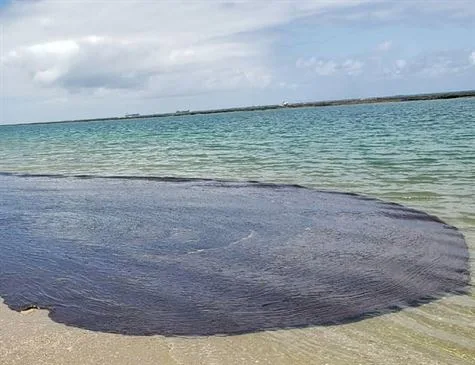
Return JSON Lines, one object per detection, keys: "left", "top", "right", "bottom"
{"left": 1, "top": 294, "right": 474, "bottom": 365}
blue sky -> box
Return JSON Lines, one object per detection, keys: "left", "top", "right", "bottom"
{"left": 0, "top": 0, "right": 474, "bottom": 124}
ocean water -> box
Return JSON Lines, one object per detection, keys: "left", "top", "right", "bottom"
{"left": 0, "top": 98, "right": 474, "bottom": 362}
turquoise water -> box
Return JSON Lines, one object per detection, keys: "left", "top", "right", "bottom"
{"left": 1, "top": 98, "right": 474, "bottom": 361}
{"left": 1, "top": 99, "right": 474, "bottom": 225}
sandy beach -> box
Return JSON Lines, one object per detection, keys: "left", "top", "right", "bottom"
{"left": 1, "top": 292, "right": 474, "bottom": 365}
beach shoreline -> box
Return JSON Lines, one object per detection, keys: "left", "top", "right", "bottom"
{"left": 1, "top": 291, "right": 474, "bottom": 365}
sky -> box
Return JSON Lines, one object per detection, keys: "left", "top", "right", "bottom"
{"left": 0, "top": 0, "right": 474, "bottom": 124}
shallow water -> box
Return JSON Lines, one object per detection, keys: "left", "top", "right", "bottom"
{"left": 0, "top": 98, "right": 474, "bottom": 361}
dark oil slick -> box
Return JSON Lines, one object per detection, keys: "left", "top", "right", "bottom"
{"left": 0, "top": 174, "right": 469, "bottom": 336}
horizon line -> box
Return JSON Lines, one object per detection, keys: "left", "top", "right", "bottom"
{"left": 4, "top": 89, "right": 475, "bottom": 126}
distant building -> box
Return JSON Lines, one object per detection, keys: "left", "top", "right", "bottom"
{"left": 281, "top": 101, "right": 289, "bottom": 107}
{"left": 125, "top": 113, "right": 140, "bottom": 118}
{"left": 175, "top": 110, "right": 190, "bottom": 115}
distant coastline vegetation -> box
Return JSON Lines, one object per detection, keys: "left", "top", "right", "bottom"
{"left": 20, "top": 90, "right": 475, "bottom": 125}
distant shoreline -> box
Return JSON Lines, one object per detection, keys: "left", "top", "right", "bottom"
{"left": 10, "top": 90, "right": 475, "bottom": 126}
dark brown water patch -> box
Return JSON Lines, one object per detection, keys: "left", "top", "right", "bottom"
{"left": 0, "top": 174, "right": 470, "bottom": 336}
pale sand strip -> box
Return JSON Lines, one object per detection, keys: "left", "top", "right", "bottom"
{"left": 1, "top": 296, "right": 474, "bottom": 365}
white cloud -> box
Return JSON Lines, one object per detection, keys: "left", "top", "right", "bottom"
{"left": 377, "top": 40, "right": 392, "bottom": 51}
{"left": 382, "top": 59, "right": 407, "bottom": 78}
{"left": 5, "top": 40, "right": 81, "bottom": 86}
{"left": 470, "top": 52, "right": 475, "bottom": 65}
{"left": 278, "top": 82, "right": 298, "bottom": 90}
{"left": 28, "top": 40, "right": 80, "bottom": 56}
{"left": 4, "top": 0, "right": 472, "bottom": 96}
{"left": 407, "top": 51, "right": 474, "bottom": 78}
{"left": 297, "top": 49, "right": 474, "bottom": 80}
{"left": 315, "top": 60, "right": 338, "bottom": 76}
{"left": 2, "top": 0, "right": 368, "bottom": 97}
{"left": 296, "top": 57, "right": 316, "bottom": 69}
{"left": 5, "top": 34, "right": 269, "bottom": 92}
{"left": 342, "top": 59, "right": 364, "bottom": 75}
{"left": 395, "top": 59, "right": 407, "bottom": 69}
{"left": 297, "top": 58, "right": 363, "bottom": 76}
{"left": 34, "top": 68, "right": 63, "bottom": 84}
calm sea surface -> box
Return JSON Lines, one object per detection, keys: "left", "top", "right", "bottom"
{"left": 1, "top": 98, "right": 474, "bottom": 363}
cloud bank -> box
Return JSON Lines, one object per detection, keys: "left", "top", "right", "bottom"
{"left": 297, "top": 49, "right": 475, "bottom": 80}
{"left": 3, "top": 1, "right": 364, "bottom": 96}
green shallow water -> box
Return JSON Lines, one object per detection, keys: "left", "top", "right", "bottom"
{"left": 0, "top": 97, "right": 474, "bottom": 362}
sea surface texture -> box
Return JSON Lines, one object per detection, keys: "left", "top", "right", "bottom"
{"left": 0, "top": 99, "right": 474, "bottom": 358}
